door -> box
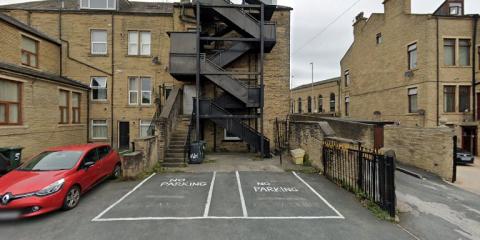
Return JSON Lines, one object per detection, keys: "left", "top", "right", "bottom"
{"left": 97, "top": 145, "right": 113, "bottom": 177}
{"left": 183, "top": 85, "right": 197, "bottom": 115}
{"left": 119, "top": 122, "right": 130, "bottom": 150}
{"left": 78, "top": 149, "right": 100, "bottom": 190}
{"left": 462, "top": 126, "right": 477, "bottom": 155}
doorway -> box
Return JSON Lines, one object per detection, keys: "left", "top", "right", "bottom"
{"left": 119, "top": 122, "right": 130, "bottom": 150}
{"left": 183, "top": 85, "right": 197, "bottom": 115}
{"left": 461, "top": 126, "right": 477, "bottom": 155}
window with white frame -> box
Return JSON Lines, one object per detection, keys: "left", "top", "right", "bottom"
{"left": 90, "top": 77, "right": 107, "bottom": 101}
{"left": 91, "top": 30, "right": 107, "bottom": 55}
{"left": 224, "top": 129, "right": 241, "bottom": 141}
{"left": 407, "top": 43, "right": 417, "bottom": 70}
{"left": 91, "top": 120, "right": 108, "bottom": 139}
{"left": 128, "top": 77, "right": 152, "bottom": 105}
{"left": 128, "top": 31, "right": 151, "bottom": 56}
{"left": 140, "top": 120, "right": 153, "bottom": 138}
{"left": 449, "top": 3, "right": 462, "bottom": 16}
{"left": 408, "top": 88, "right": 418, "bottom": 113}
{"left": 80, "top": 0, "right": 116, "bottom": 10}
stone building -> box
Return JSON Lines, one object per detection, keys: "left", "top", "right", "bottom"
{"left": 340, "top": 0, "right": 480, "bottom": 154}
{"left": 0, "top": 12, "right": 89, "bottom": 158}
{"left": 290, "top": 77, "right": 340, "bottom": 115}
{"left": 0, "top": 0, "right": 291, "bottom": 162}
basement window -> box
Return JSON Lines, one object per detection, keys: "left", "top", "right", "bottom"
{"left": 80, "top": 0, "right": 116, "bottom": 10}
{"left": 224, "top": 129, "right": 241, "bottom": 141}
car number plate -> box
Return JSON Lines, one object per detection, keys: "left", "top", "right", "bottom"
{"left": 0, "top": 211, "right": 20, "bottom": 220}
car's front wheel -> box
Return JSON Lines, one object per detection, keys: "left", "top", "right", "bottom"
{"left": 62, "top": 185, "right": 81, "bottom": 211}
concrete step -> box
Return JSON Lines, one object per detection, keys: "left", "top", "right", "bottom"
{"left": 162, "top": 162, "right": 187, "bottom": 168}
{"left": 166, "top": 153, "right": 184, "bottom": 158}
{"left": 164, "top": 158, "right": 184, "bottom": 163}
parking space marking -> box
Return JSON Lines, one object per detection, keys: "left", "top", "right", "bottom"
{"left": 92, "top": 173, "right": 156, "bottom": 222}
{"left": 292, "top": 172, "right": 345, "bottom": 219}
{"left": 236, "top": 171, "right": 248, "bottom": 217}
{"left": 203, "top": 172, "right": 216, "bottom": 217}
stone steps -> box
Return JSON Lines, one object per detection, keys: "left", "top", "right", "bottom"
{"left": 161, "top": 116, "right": 192, "bottom": 168}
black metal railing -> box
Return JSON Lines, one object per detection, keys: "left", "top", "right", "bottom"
{"left": 273, "top": 117, "right": 289, "bottom": 164}
{"left": 322, "top": 140, "right": 396, "bottom": 217}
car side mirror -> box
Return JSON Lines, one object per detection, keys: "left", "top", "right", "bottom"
{"left": 83, "top": 161, "right": 95, "bottom": 169}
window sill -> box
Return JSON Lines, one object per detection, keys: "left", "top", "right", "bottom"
{"left": 0, "top": 125, "right": 29, "bottom": 129}
{"left": 89, "top": 54, "right": 109, "bottom": 57}
{"left": 90, "top": 138, "right": 109, "bottom": 142}
{"left": 223, "top": 139, "right": 242, "bottom": 142}
{"left": 58, "top": 124, "right": 87, "bottom": 127}
{"left": 91, "top": 100, "right": 110, "bottom": 104}
{"left": 441, "top": 65, "right": 472, "bottom": 69}
{"left": 125, "top": 55, "right": 152, "bottom": 58}
{"left": 405, "top": 113, "right": 422, "bottom": 116}
{"left": 442, "top": 112, "right": 470, "bottom": 115}
{"left": 126, "top": 105, "right": 153, "bottom": 108}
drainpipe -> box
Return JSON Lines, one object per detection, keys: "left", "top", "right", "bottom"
{"left": 87, "top": 89, "right": 90, "bottom": 142}
{"left": 111, "top": 13, "right": 115, "bottom": 146}
{"left": 472, "top": 14, "right": 479, "bottom": 121}
{"left": 436, "top": 17, "right": 440, "bottom": 126}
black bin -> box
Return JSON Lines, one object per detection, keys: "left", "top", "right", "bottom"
{"left": 0, "top": 146, "right": 23, "bottom": 173}
{"left": 189, "top": 141, "right": 206, "bottom": 164}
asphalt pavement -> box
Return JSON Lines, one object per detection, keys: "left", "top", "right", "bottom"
{"left": 0, "top": 171, "right": 414, "bottom": 240}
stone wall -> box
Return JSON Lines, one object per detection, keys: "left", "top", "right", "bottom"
{"left": 384, "top": 125, "right": 455, "bottom": 180}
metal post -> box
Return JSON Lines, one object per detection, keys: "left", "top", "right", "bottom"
{"left": 452, "top": 135, "right": 457, "bottom": 183}
{"left": 195, "top": 1, "right": 201, "bottom": 142}
{"left": 357, "top": 142, "right": 363, "bottom": 189}
{"left": 259, "top": 3, "right": 265, "bottom": 158}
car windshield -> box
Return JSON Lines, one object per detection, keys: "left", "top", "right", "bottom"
{"left": 18, "top": 151, "right": 84, "bottom": 171}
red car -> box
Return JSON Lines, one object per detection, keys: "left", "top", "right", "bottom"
{"left": 0, "top": 144, "right": 121, "bottom": 219}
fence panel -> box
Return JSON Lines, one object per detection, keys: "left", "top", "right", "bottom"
{"left": 322, "top": 140, "right": 395, "bottom": 217}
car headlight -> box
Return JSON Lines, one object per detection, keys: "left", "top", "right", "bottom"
{"left": 35, "top": 179, "right": 65, "bottom": 197}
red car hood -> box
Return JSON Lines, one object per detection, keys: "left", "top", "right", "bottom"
{"left": 0, "top": 170, "right": 69, "bottom": 195}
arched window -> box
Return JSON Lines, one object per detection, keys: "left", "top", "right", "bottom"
{"left": 307, "top": 96, "right": 312, "bottom": 113}
{"left": 329, "top": 93, "right": 336, "bottom": 112}
{"left": 318, "top": 95, "right": 323, "bottom": 113}
{"left": 298, "top": 97, "right": 302, "bottom": 113}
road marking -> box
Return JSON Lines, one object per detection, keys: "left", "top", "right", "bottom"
{"left": 91, "top": 173, "right": 156, "bottom": 222}
{"left": 292, "top": 171, "right": 345, "bottom": 219}
{"left": 203, "top": 171, "right": 216, "bottom": 217}
{"left": 236, "top": 171, "right": 248, "bottom": 217}
{"left": 93, "top": 215, "right": 345, "bottom": 222}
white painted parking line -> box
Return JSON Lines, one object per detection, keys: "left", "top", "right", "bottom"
{"left": 92, "top": 173, "right": 156, "bottom": 222}
{"left": 236, "top": 171, "right": 248, "bottom": 217}
{"left": 292, "top": 171, "right": 345, "bottom": 219}
{"left": 93, "top": 215, "right": 345, "bottom": 222}
{"left": 203, "top": 172, "right": 216, "bottom": 217}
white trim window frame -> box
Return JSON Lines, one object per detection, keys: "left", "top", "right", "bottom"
{"left": 91, "top": 119, "right": 108, "bottom": 140}
{"left": 91, "top": 29, "right": 108, "bottom": 55}
{"left": 141, "top": 77, "right": 152, "bottom": 105}
{"left": 90, "top": 77, "right": 107, "bottom": 101}
{"left": 128, "top": 77, "right": 152, "bottom": 106}
{"left": 224, "top": 129, "right": 241, "bottom": 141}
{"left": 128, "top": 31, "right": 151, "bottom": 56}
{"left": 139, "top": 120, "right": 153, "bottom": 138}
{"left": 80, "top": 0, "right": 116, "bottom": 10}
{"left": 128, "top": 77, "right": 138, "bottom": 105}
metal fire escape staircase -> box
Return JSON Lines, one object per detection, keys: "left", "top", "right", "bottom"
{"left": 168, "top": 0, "right": 277, "bottom": 157}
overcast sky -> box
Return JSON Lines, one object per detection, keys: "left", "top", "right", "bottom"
{"left": 1, "top": 0, "right": 480, "bottom": 88}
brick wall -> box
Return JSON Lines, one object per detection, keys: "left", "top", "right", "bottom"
{"left": 384, "top": 125, "right": 455, "bottom": 180}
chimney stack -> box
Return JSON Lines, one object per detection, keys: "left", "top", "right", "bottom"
{"left": 353, "top": 12, "right": 367, "bottom": 38}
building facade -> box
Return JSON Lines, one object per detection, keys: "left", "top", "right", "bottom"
{"left": 0, "top": 12, "right": 89, "bottom": 158}
{"left": 340, "top": 0, "right": 479, "bottom": 154}
{"left": 0, "top": 0, "right": 291, "bottom": 157}
{"left": 290, "top": 77, "right": 340, "bottom": 115}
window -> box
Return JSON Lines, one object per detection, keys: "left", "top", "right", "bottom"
{"left": 297, "top": 98, "right": 302, "bottom": 113}
{"left": 97, "top": 146, "right": 111, "bottom": 159}
{"left": 459, "top": 86, "right": 471, "bottom": 113}
{"left": 329, "top": 93, "right": 335, "bottom": 112}
{"left": 408, "top": 88, "right": 418, "bottom": 113}
{"left": 376, "top": 33, "right": 382, "bottom": 45}
{"left": 318, "top": 95, "right": 323, "bottom": 113}
{"left": 140, "top": 120, "right": 153, "bottom": 138}
{"left": 72, "top": 92, "right": 81, "bottom": 124}
{"left": 449, "top": 3, "right": 462, "bottom": 16}
{"left": 444, "top": 86, "right": 456, "bottom": 113}
{"left": 80, "top": 0, "right": 116, "bottom": 10}
{"left": 21, "top": 36, "right": 38, "bottom": 68}
{"left": 345, "top": 97, "right": 350, "bottom": 117}
{"left": 91, "top": 120, "right": 108, "bottom": 139}
{"left": 459, "top": 39, "right": 471, "bottom": 66}
{"left": 91, "top": 30, "right": 107, "bottom": 55}
{"left": 344, "top": 70, "right": 350, "bottom": 87}
{"left": 90, "top": 77, "right": 107, "bottom": 101}
{"left": 59, "top": 90, "right": 69, "bottom": 124}
{"left": 307, "top": 96, "right": 312, "bottom": 113}
{"left": 128, "top": 31, "right": 151, "bottom": 56}
{"left": 0, "top": 80, "right": 21, "bottom": 125}
{"left": 129, "top": 77, "right": 152, "bottom": 105}
{"left": 407, "top": 43, "right": 417, "bottom": 70}
{"left": 444, "top": 39, "right": 456, "bottom": 66}
{"left": 224, "top": 129, "right": 241, "bottom": 141}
